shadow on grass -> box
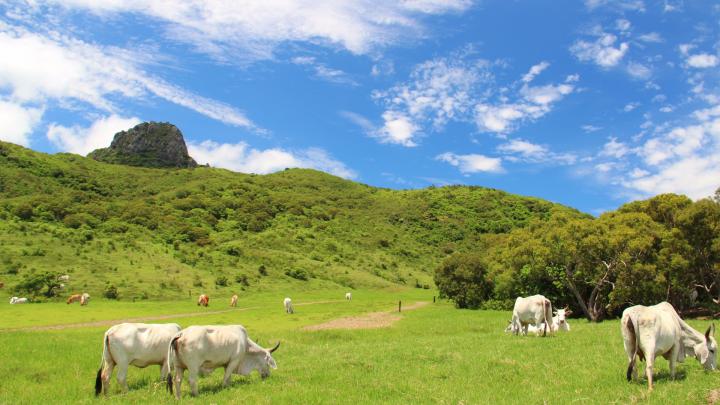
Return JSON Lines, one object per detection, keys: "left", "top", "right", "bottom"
{"left": 195, "top": 376, "right": 253, "bottom": 395}
{"left": 629, "top": 368, "right": 687, "bottom": 386}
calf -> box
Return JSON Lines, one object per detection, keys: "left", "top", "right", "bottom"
{"left": 81, "top": 293, "right": 90, "bottom": 306}
{"left": 95, "top": 323, "right": 182, "bottom": 395}
{"left": 197, "top": 294, "right": 209, "bottom": 307}
{"left": 167, "top": 325, "right": 279, "bottom": 399}
{"left": 67, "top": 294, "right": 83, "bottom": 304}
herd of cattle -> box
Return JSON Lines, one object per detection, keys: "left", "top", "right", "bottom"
{"left": 506, "top": 294, "right": 717, "bottom": 390}
{"left": 3, "top": 284, "right": 718, "bottom": 396}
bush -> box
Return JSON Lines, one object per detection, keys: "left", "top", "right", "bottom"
{"left": 215, "top": 275, "right": 229, "bottom": 287}
{"left": 235, "top": 274, "right": 250, "bottom": 286}
{"left": 13, "top": 203, "right": 34, "bottom": 220}
{"left": 258, "top": 265, "right": 268, "bottom": 276}
{"left": 285, "top": 268, "right": 309, "bottom": 281}
{"left": 103, "top": 284, "right": 119, "bottom": 299}
{"left": 434, "top": 253, "right": 493, "bottom": 309}
{"left": 14, "top": 270, "right": 62, "bottom": 298}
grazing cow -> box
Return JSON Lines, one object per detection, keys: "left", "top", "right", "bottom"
{"left": 524, "top": 309, "right": 572, "bottom": 336}
{"left": 95, "top": 323, "right": 182, "bottom": 396}
{"left": 197, "top": 294, "right": 209, "bottom": 307}
{"left": 9, "top": 297, "right": 28, "bottom": 304}
{"left": 0, "top": 281, "right": 4, "bottom": 288}
{"left": 166, "top": 325, "right": 279, "bottom": 399}
{"left": 622, "top": 301, "right": 717, "bottom": 390}
{"left": 67, "top": 294, "right": 83, "bottom": 304}
{"left": 283, "top": 297, "right": 294, "bottom": 314}
{"left": 510, "top": 294, "right": 554, "bottom": 336}
{"left": 230, "top": 294, "right": 238, "bottom": 307}
{"left": 81, "top": 293, "right": 91, "bottom": 306}
{"left": 58, "top": 274, "right": 70, "bottom": 282}
{"left": 345, "top": 292, "right": 352, "bottom": 301}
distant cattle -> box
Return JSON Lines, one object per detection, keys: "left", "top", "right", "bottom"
{"left": 58, "top": 275, "right": 70, "bottom": 282}
{"left": 81, "top": 293, "right": 90, "bottom": 306}
{"left": 283, "top": 297, "right": 294, "bottom": 314}
{"left": 345, "top": 292, "right": 352, "bottom": 301}
{"left": 509, "top": 295, "right": 553, "bottom": 337}
{"left": 95, "top": 323, "right": 182, "bottom": 396}
{"left": 197, "top": 294, "right": 209, "bottom": 307}
{"left": 230, "top": 294, "right": 238, "bottom": 307}
{"left": 0, "top": 281, "right": 4, "bottom": 288}
{"left": 167, "top": 325, "right": 279, "bottom": 399}
{"left": 67, "top": 294, "right": 83, "bottom": 304}
{"left": 622, "top": 302, "right": 717, "bottom": 390}
{"left": 9, "top": 297, "right": 28, "bottom": 304}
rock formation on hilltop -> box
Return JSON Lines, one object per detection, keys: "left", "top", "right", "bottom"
{"left": 88, "top": 122, "right": 198, "bottom": 168}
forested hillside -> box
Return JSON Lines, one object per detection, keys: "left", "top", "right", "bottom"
{"left": 0, "top": 141, "right": 580, "bottom": 301}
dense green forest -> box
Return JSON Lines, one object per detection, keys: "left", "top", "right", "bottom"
{"left": 0, "top": 141, "right": 577, "bottom": 301}
{"left": 1, "top": 140, "right": 718, "bottom": 320}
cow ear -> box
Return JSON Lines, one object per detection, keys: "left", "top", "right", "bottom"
{"left": 706, "top": 324, "right": 715, "bottom": 339}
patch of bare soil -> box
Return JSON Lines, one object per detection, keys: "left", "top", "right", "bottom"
{"left": 303, "top": 301, "right": 429, "bottom": 331}
{"left": 707, "top": 389, "right": 720, "bottom": 404}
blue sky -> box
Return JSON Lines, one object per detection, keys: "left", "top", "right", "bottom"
{"left": 1, "top": 0, "right": 719, "bottom": 214}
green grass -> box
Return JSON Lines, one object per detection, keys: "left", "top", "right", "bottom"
{"left": 0, "top": 289, "right": 717, "bottom": 404}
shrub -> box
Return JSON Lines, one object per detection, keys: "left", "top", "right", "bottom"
{"left": 215, "top": 275, "right": 229, "bottom": 287}
{"left": 103, "top": 284, "right": 119, "bottom": 299}
{"left": 434, "top": 253, "right": 493, "bottom": 309}
{"left": 235, "top": 274, "right": 250, "bottom": 286}
{"left": 258, "top": 265, "right": 268, "bottom": 276}
{"left": 14, "top": 270, "right": 62, "bottom": 298}
{"left": 285, "top": 268, "right": 309, "bottom": 281}
{"left": 13, "top": 203, "right": 34, "bottom": 220}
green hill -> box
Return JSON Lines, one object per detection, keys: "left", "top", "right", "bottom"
{"left": 0, "top": 141, "right": 582, "bottom": 301}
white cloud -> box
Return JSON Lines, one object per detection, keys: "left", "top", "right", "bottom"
{"left": 291, "top": 56, "right": 357, "bottom": 85}
{"left": 659, "top": 105, "right": 673, "bottom": 113}
{"left": 599, "top": 136, "right": 629, "bottom": 158}
{"left": 582, "top": 124, "right": 602, "bottom": 133}
{"left": 637, "top": 32, "right": 663, "bottom": 43}
{"left": 436, "top": 152, "right": 503, "bottom": 174}
{"left": 42, "top": 0, "right": 474, "bottom": 60}
{"left": 520, "top": 83, "right": 574, "bottom": 105}
{"left": 616, "top": 19, "right": 631, "bottom": 32}
{"left": 46, "top": 114, "right": 141, "bottom": 155}
{"left": 623, "top": 102, "right": 640, "bottom": 112}
{"left": 584, "top": 0, "right": 645, "bottom": 12}
{"left": 626, "top": 62, "right": 651, "bottom": 79}
{"left": 570, "top": 33, "right": 629, "bottom": 68}
{"left": 497, "top": 138, "right": 577, "bottom": 165}
{"left": 0, "top": 25, "right": 258, "bottom": 130}
{"left": 686, "top": 54, "right": 719, "bottom": 69}
{"left": 0, "top": 100, "right": 43, "bottom": 146}
{"left": 188, "top": 140, "right": 356, "bottom": 179}
{"left": 376, "top": 111, "right": 419, "bottom": 147}
{"left": 522, "top": 61, "right": 550, "bottom": 83}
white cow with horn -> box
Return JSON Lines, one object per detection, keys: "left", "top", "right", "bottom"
{"left": 167, "top": 325, "right": 279, "bottom": 399}
{"left": 622, "top": 301, "right": 717, "bottom": 390}
{"left": 95, "top": 323, "right": 182, "bottom": 396}
{"left": 508, "top": 294, "right": 554, "bottom": 336}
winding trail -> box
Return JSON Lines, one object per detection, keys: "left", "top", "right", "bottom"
{"left": 2, "top": 299, "right": 344, "bottom": 333}
{"left": 303, "top": 301, "right": 429, "bottom": 331}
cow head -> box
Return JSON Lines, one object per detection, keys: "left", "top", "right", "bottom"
{"left": 238, "top": 342, "right": 280, "bottom": 379}
{"left": 554, "top": 308, "right": 570, "bottom": 327}
{"left": 696, "top": 324, "right": 717, "bottom": 371}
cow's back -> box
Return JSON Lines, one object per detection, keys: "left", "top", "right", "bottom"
{"left": 109, "top": 323, "right": 181, "bottom": 366}
{"left": 177, "top": 325, "right": 248, "bottom": 369}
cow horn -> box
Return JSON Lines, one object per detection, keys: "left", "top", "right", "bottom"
{"left": 269, "top": 341, "right": 280, "bottom": 353}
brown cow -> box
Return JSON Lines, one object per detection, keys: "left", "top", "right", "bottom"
{"left": 67, "top": 294, "right": 83, "bottom": 304}
{"left": 197, "top": 294, "right": 209, "bottom": 307}
{"left": 230, "top": 294, "right": 238, "bottom": 307}
{"left": 0, "top": 281, "right": 4, "bottom": 288}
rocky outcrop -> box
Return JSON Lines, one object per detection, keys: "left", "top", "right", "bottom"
{"left": 88, "top": 122, "right": 197, "bottom": 168}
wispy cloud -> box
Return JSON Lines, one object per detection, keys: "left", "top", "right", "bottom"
{"left": 570, "top": 33, "right": 629, "bottom": 68}
{"left": 436, "top": 152, "right": 503, "bottom": 174}
{"left": 497, "top": 139, "right": 577, "bottom": 165}
{"left": 291, "top": 56, "right": 357, "bottom": 85}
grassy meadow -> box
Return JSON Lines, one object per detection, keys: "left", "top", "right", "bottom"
{"left": 1, "top": 288, "right": 718, "bottom": 404}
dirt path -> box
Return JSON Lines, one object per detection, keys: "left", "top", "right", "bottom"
{"left": 2, "top": 299, "right": 344, "bottom": 333}
{"left": 303, "top": 301, "right": 429, "bottom": 331}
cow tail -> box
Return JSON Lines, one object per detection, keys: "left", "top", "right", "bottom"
{"left": 95, "top": 334, "right": 110, "bottom": 396}
{"left": 626, "top": 316, "right": 640, "bottom": 381}
{"left": 542, "top": 300, "right": 550, "bottom": 337}
{"left": 166, "top": 335, "right": 180, "bottom": 395}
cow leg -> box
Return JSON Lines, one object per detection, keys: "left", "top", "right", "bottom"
{"left": 160, "top": 362, "right": 169, "bottom": 380}
{"left": 223, "top": 359, "right": 241, "bottom": 387}
{"left": 101, "top": 361, "right": 115, "bottom": 395}
{"left": 188, "top": 369, "right": 200, "bottom": 397}
{"left": 116, "top": 363, "right": 129, "bottom": 393}
{"left": 668, "top": 345, "right": 679, "bottom": 380}
{"left": 173, "top": 368, "right": 183, "bottom": 400}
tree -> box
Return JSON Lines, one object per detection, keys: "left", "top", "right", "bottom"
{"left": 434, "top": 252, "right": 493, "bottom": 309}
{"left": 14, "top": 271, "right": 62, "bottom": 298}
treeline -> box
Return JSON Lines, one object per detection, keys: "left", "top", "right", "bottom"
{"left": 436, "top": 192, "right": 720, "bottom": 321}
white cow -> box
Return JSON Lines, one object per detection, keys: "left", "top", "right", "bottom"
{"left": 95, "top": 322, "right": 181, "bottom": 396}
{"left": 58, "top": 274, "right": 70, "bottom": 282}
{"left": 345, "top": 292, "right": 352, "bottom": 301}
{"left": 167, "top": 325, "right": 279, "bottom": 399}
{"left": 81, "top": 293, "right": 90, "bottom": 306}
{"left": 622, "top": 301, "right": 717, "bottom": 390}
{"left": 510, "top": 294, "right": 554, "bottom": 336}
{"left": 284, "top": 297, "right": 294, "bottom": 314}
{"left": 524, "top": 308, "right": 572, "bottom": 336}
{"left": 9, "top": 297, "right": 28, "bottom": 304}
